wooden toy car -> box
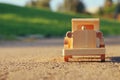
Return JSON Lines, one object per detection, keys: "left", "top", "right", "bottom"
{"left": 63, "top": 18, "right": 105, "bottom": 62}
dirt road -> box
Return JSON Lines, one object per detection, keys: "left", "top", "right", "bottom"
{"left": 0, "top": 37, "right": 120, "bottom": 80}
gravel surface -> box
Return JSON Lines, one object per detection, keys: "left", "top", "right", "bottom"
{"left": 0, "top": 37, "right": 120, "bottom": 80}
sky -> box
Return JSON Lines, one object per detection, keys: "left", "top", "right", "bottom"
{"left": 0, "top": 0, "right": 29, "bottom": 6}
{"left": 0, "top": 0, "right": 118, "bottom": 12}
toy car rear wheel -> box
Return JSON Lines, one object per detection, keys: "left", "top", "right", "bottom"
{"left": 101, "top": 54, "right": 105, "bottom": 62}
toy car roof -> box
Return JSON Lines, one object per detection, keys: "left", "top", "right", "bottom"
{"left": 72, "top": 18, "right": 100, "bottom": 32}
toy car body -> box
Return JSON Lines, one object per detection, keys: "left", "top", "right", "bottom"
{"left": 63, "top": 18, "right": 105, "bottom": 62}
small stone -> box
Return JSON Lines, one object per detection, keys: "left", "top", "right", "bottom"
{"left": 114, "top": 63, "right": 119, "bottom": 66}
{"left": 119, "top": 66, "right": 120, "bottom": 70}
{"left": 52, "top": 67, "right": 55, "bottom": 69}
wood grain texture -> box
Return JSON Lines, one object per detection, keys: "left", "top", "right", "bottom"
{"left": 72, "top": 30, "right": 96, "bottom": 48}
{"left": 63, "top": 48, "right": 105, "bottom": 56}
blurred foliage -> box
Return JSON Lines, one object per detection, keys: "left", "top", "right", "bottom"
{"left": 104, "top": 0, "right": 113, "bottom": 13}
{"left": 0, "top": 3, "right": 120, "bottom": 39}
{"left": 26, "top": 0, "right": 50, "bottom": 9}
{"left": 59, "top": 0, "right": 85, "bottom": 13}
{"left": 97, "top": 5, "right": 116, "bottom": 18}
{"left": 103, "top": 4, "right": 116, "bottom": 14}
{"left": 98, "top": 0, "right": 120, "bottom": 19}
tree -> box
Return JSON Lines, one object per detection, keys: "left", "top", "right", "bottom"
{"left": 26, "top": 0, "right": 50, "bottom": 9}
{"left": 98, "top": 0, "right": 114, "bottom": 15}
{"left": 63, "top": 0, "right": 85, "bottom": 13}
{"left": 104, "top": 0, "right": 113, "bottom": 7}
{"left": 76, "top": 1, "right": 85, "bottom": 13}
{"left": 114, "top": 2, "right": 120, "bottom": 19}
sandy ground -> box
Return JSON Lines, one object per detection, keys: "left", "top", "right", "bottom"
{"left": 0, "top": 37, "right": 120, "bottom": 80}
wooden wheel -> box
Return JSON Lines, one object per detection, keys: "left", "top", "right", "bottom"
{"left": 64, "top": 55, "right": 72, "bottom": 62}
{"left": 101, "top": 54, "right": 105, "bottom": 62}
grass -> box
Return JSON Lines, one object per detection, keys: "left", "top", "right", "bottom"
{"left": 0, "top": 3, "right": 120, "bottom": 39}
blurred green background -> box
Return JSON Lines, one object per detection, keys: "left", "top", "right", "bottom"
{"left": 0, "top": 0, "right": 120, "bottom": 40}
